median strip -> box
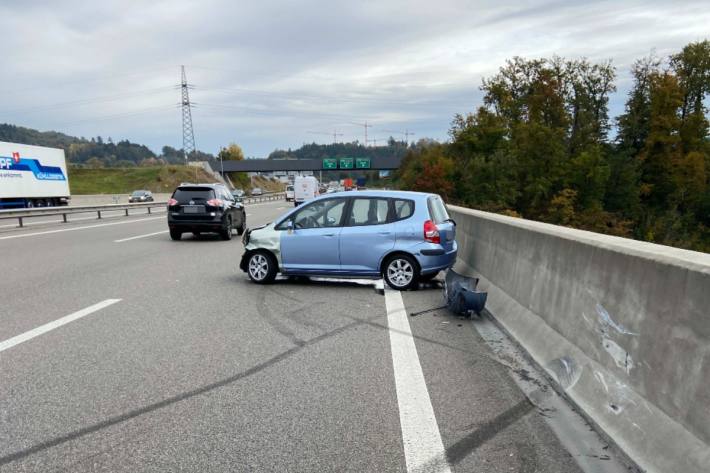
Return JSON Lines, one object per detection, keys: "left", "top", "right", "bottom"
{"left": 0, "top": 299, "right": 121, "bottom": 352}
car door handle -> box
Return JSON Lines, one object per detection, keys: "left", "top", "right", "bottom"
{"left": 322, "top": 233, "right": 336, "bottom": 237}
{"left": 378, "top": 231, "right": 391, "bottom": 235}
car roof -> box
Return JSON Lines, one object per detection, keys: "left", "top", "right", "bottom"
{"left": 315, "top": 189, "right": 436, "bottom": 200}
{"left": 177, "top": 183, "right": 225, "bottom": 189}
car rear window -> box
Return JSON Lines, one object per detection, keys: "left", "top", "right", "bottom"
{"left": 427, "top": 195, "right": 450, "bottom": 224}
{"left": 349, "top": 198, "right": 389, "bottom": 226}
{"left": 392, "top": 199, "right": 414, "bottom": 221}
{"left": 173, "top": 187, "right": 215, "bottom": 202}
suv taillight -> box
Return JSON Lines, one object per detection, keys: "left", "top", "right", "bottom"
{"left": 424, "top": 220, "right": 440, "bottom": 244}
{"left": 168, "top": 198, "right": 178, "bottom": 206}
{"left": 207, "top": 198, "right": 223, "bottom": 207}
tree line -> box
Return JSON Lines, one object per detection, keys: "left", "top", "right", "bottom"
{"left": 0, "top": 124, "right": 214, "bottom": 167}
{"left": 396, "top": 40, "right": 710, "bottom": 252}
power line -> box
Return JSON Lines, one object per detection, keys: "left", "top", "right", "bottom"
{"left": 58, "top": 105, "right": 179, "bottom": 127}
{"left": 0, "top": 86, "right": 175, "bottom": 116}
{"left": 2, "top": 65, "right": 175, "bottom": 96}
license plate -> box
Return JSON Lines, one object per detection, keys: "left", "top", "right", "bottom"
{"left": 183, "top": 206, "right": 204, "bottom": 214}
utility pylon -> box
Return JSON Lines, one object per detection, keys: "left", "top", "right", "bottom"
{"left": 351, "top": 121, "right": 372, "bottom": 146}
{"left": 383, "top": 128, "right": 415, "bottom": 144}
{"left": 180, "top": 65, "right": 196, "bottom": 163}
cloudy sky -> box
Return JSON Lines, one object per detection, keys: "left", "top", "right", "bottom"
{"left": 1, "top": 0, "right": 708, "bottom": 157}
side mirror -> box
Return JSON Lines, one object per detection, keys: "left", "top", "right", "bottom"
{"left": 286, "top": 220, "right": 294, "bottom": 233}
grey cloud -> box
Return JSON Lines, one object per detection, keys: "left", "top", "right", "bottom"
{"left": 0, "top": 0, "right": 708, "bottom": 156}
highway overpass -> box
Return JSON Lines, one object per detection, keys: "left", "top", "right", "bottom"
{"left": 213, "top": 155, "right": 403, "bottom": 173}
{"left": 0, "top": 195, "right": 707, "bottom": 473}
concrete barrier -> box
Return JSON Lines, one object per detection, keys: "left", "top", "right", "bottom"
{"left": 448, "top": 205, "right": 710, "bottom": 473}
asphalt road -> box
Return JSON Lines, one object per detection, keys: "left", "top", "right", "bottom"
{"left": 0, "top": 199, "right": 622, "bottom": 472}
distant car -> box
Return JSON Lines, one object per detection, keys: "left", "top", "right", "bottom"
{"left": 240, "top": 190, "right": 457, "bottom": 290}
{"left": 232, "top": 189, "right": 245, "bottom": 198}
{"left": 129, "top": 190, "right": 153, "bottom": 203}
{"left": 251, "top": 187, "right": 263, "bottom": 196}
{"left": 285, "top": 185, "right": 295, "bottom": 201}
{"left": 167, "top": 183, "right": 246, "bottom": 241}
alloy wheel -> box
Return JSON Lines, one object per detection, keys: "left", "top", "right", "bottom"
{"left": 387, "top": 258, "right": 414, "bottom": 288}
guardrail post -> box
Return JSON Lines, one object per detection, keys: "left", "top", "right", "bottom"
{"left": 18, "top": 217, "right": 23, "bottom": 228}
{"left": 62, "top": 214, "right": 67, "bottom": 223}
{"left": 125, "top": 209, "right": 129, "bottom": 216}
{"left": 97, "top": 210, "right": 102, "bottom": 219}
{"left": 147, "top": 207, "right": 151, "bottom": 214}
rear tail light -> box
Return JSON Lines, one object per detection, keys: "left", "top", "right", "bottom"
{"left": 167, "top": 198, "right": 178, "bottom": 206}
{"left": 207, "top": 198, "right": 224, "bottom": 207}
{"left": 423, "top": 220, "right": 440, "bottom": 244}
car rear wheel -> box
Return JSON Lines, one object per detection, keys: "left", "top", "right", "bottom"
{"left": 384, "top": 254, "right": 419, "bottom": 290}
{"left": 221, "top": 217, "right": 233, "bottom": 240}
{"left": 170, "top": 229, "right": 182, "bottom": 241}
{"left": 247, "top": 252, "right": 277, "bottom": 284}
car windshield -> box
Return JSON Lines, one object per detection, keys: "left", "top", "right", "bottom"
{"left": 131, "top": 191, "right": 145, "bottom": 196}
{"left": 287, "top": 186, "right": 294, "bottom": 191}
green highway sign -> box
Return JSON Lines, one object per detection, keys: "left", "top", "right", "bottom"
{"left": 323, "top": 158, "right": 337, "bottom": 169}
{"left": 339, "top": 157, "right": 354, "bottom": 169}
{"left": 355, "top": 158, "right": 371, "bottom": 169}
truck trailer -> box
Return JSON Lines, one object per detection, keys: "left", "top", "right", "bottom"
{"left": 0, "top": 141, "right": 71, "bottom": 208}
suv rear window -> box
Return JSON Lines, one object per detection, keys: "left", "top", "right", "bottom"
{"left": 173, "top": 187, "right": 215, "bottom": 202}
{"left": 427, "top": 195, "right": 450, "bottom": 224}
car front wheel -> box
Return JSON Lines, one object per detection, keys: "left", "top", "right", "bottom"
{"left": 384, "top": 254, "right": 419, "bottom": 290}
{"left": 247, "top": 252, "right": 277, "bottom": 284}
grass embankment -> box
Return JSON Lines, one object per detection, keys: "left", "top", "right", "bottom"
{"left": 68, "top": 166, "right": 215, "bottom": 194}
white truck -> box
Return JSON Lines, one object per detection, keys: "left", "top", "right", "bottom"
{"left": 0, "top": 141, "right": 70, "bottom": 208}
{"left": 293, "top": 176, "right": 319, "bottom": 206}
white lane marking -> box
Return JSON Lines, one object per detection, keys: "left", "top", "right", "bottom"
{"left": 246, "top": 213, "right": 252, "bottom": 217}
{"left": 0, "top": 299, "right": 121, "bottom": 352}
{"left": 385, "top": 287, "right": 451, "bottom": 473}
{"left": 0, "top": 217, "right": 164, "bottom": 240}
{"left": 114, "top": 230, "right": 168, "bottom": 243}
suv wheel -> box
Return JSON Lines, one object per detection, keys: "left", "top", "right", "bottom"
{"left": 221, "top": 217, "right": 233, "bottom": 240}
{"left": 384, "top": 254, "right": 419, "bottom": 290}
{"left": 170, "top": 229, "right": 182, "bottom": 241}
{"left": 247, "top": 252, "right": 277, "bottom": 284}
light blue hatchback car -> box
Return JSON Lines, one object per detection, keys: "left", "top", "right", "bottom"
{"left": 240, "top": 190, "right": 457, "bottom": 290}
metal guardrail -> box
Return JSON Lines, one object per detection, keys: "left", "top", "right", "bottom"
{"left": 0, "top": 193, "right": 286, "bottom": 228}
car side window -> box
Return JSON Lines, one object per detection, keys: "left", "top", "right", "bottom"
{"left": 348, "top": 198, "right": 389, "bottom": 226}
{"left": 291, "top": 199, "right": 346, "bottom": 229}
{"left": 392, "top": 199, "right": 414, "bottom": 221}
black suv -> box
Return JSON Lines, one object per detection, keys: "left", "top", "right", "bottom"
{"left": 167, "top": 183, "right": 246, "bottom": 240}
